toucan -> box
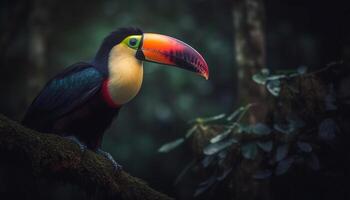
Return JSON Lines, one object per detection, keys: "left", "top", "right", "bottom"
{"left": 22, "top": 27, "right": 209, "bottom": 170}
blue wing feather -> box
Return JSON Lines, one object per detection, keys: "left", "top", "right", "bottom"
{"left": 23, "top": 62, "right": 104, "bottom": 131}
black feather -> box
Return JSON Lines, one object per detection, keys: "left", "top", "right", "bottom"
{"left": 22, "top": 62, "right": 103, "bottom": 133}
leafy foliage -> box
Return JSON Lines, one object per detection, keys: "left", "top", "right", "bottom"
{"left": 158, "top": 64, "right": 345, "bottom": 197}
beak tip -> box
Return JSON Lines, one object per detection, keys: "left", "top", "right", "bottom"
{"left": 201, "top": 71, "right": 209, "bottom": 80}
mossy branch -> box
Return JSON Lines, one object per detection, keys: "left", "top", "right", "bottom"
{"left": 0, "top": 114, "right": 173, "bottom": 200}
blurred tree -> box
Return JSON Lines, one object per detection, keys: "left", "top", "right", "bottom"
{"left": 26, "top": 0, "right": 55, "bottom": 105}
{"left": 233, "top": 0, "right": 267, "bottom": 123}
{"left": 233, "top": 0, "right": 270, "bottom": 199}
{"left": 0, "top": 0, "right": 33, "bottom": 118}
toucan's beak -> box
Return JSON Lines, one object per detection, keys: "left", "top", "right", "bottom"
{"left": 136, "top": 33, "right": 209, "bottom": 80}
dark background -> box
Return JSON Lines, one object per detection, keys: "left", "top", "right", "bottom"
{"left": 0, "top": 0, "right": 349, "bottom": 199}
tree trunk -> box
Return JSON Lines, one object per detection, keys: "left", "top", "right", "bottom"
{"left": 232, "top": 0, "right": 267, "bottom": 123}
{"left": 26, "top": 0, "right": 53, "bottom": 107}
{"left": 231, "top": 1, "right": 270, "bottom": 199}
{"left": 0, "top": 0, "right": 32, "bottom": 118}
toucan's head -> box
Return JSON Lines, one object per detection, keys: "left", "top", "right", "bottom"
{"left": 94, "top": 27, "right": 209, "bottom": 79}
{"left": 94, "top": 27, "right": 209, "bottom": 105}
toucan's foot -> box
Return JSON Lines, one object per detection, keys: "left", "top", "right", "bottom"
{"left": 65, "top": 136, "right": 87, "bottom": 152}
{"left": 96, "top": 149, "right": 123, "bottom": 172}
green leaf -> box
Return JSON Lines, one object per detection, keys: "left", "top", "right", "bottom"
{"left": 252, "top": 123, "right": 271, "bottom": 135}
{"left": 185, "top": 125, "right": 197, "bottom": 138}
{"left": 275, "top": 157, "right": 294, "bottom": 175}
{"left": 275, "top": 144, "right": 288, "bottom": 162}
{"left": 227, "top": 106, "right": 245, "bottom": 121}
{"left": 195, "top": 113, "right": 226, "bottom": 124}
{"left": 241, "top": 143, "right": 258, "bottom": 160}
{"left": 228, "top": 104, "right": 253, "bottom": 123}
{"left": 252, "top": 68, "right": 270, "bottom": 85}
{"left": 266, "top": 79, "right": 281, "bottom": 96}
{"left": 297, "top": 142, "right": 312, "bottom": 153}
{"left": 237, "top": 124, "right": 252, "bottom": 134}
{"left": 210, "top": 129, "right": 231, "bottom": 143}
{"left": 158, "top": 138, "right": 184, "bottom": 153}
{"left": 257, "top": 141, "right": 273, "bottom": 152}
{"left": 252, "top": 73, "right": 268, "bottom": 85}
{"left": 203, "top": 138, "right": 237, "bottom": 155}
{"left": 253, "top": 169, "right": 272, "bottom": 179}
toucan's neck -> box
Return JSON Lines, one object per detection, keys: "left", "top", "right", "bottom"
{"left": 105, "top": 44, "right": 144, "bottom": 105}
{"left": 93, "top": 45, "right": 110, "bottom": 78}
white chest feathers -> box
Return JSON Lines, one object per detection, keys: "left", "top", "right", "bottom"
{"left": 107, "top": 44, "right": 143, "bottom": 105}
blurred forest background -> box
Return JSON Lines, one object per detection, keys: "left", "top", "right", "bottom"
{"left": 0, "top": 0, "right": 349, "bottom": 199}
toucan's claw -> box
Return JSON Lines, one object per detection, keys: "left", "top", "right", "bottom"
{"left": 96, "top": 149, "right": 123, "bottom": 172}
{"left": 64, "top": 136, "right": 122, "bottom": 172}
{"left": 65, "top": 135, "right": 87, "bottom": 152}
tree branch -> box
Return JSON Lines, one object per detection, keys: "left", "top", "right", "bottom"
{"left": 0, "top": 114, "right": 173, "bottom": 200}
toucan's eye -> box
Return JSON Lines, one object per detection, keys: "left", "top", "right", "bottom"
{"left": 123, "top": 35, "right": 141, "bottom": 49}
{"left": 129, "top": 38, "right": 138, "bottom": 47}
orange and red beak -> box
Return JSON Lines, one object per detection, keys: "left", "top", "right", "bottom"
{"left": 136, "top": 33, "right": 209, "bottom": 80}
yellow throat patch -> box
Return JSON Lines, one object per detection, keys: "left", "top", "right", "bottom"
{"left": 107, "top": 43, "right": 143, "bottom": 105}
